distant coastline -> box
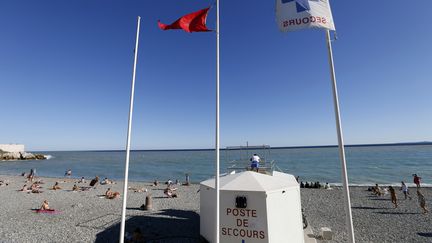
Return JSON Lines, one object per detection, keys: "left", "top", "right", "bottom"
{"left": 33, "top": 141, "right": 432, "bottom": 152}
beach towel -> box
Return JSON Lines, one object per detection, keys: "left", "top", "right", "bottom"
{"left": 32, "top": 209, "right": 61, "bottom": 214}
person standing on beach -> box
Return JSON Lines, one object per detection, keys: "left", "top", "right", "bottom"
{"left": 28, "top": 168, "right": 36, "bottom": 182}
{"left": 400, "top": 181, "right": 412, "bottom": 200}
{"left": 250, "top": 154, "right": 260, "bottom": 172}
{"left": 389, "top": 186, "right": 398, "bottom": 208}
{"left": 89, "top": 176, "right": 99, "bottom": 188}
{"left": 413, "top": 174, "right": 421, "bottom": 188}
{"left": 184, "top": 173, "right": 190, "bottom": 186}
{"left": 417, "top": 190, "right": 429, "bottom": 214}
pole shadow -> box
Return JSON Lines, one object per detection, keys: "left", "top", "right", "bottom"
{"left": 374, "top": 211, "right": 419, "bottom": 215}
{"left": 369, "top": 198, "right": 390, "bottom": 201}
{"left": 351, "top": 206, "right": 388, "bottom": 210}
{"left": 418, "top": 232, "right": 432, "bottom": 238}
{"left": 94, "top": 209, "right": 202, "bottom": 243}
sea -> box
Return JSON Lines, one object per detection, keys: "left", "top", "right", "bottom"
{"left": 0, "top": 144, "right": 431, "bottom": 186}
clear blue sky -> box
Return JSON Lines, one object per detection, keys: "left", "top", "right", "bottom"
{"left": 1, "top": 1, "right": 431, "bottom": 151}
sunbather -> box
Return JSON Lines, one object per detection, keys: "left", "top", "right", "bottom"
{"left": 101, "top": 178, "right": 115, "bottom": 185}
{"left": 105, "top": 188, "right": 120, "bottom": 199}
{"left": 40, "top": 200, "right": 50, "bottom": 210}
{"left": 372, "top": 184, "right": 383, "bottom": 196}
{"left": 19, "top": 184, "right": 29, "bottom": 192}
{"left": 52, "top": 182, "right": 61, "bottom": 190}
{"left": 128, "top": 186, "right": 147, "bottom": 193}
{"left": 72, "top": 184, "right": 80, "bottom": 191}
{"left": 164, "top": 185, "right": 178, "bottom": 198}
{"left": 30, "top": 183, "right": 42, "bottom": 193}
{"left": 0, "top": 180, "right": 9, "bottom": 186}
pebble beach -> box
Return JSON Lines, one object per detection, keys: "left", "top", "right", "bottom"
{"left": 0, "top": 175, "right": 430, "bottom": 242}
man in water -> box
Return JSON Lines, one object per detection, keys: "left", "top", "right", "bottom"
{"left": 250, "top": 154, "right": 260, "bottom": 172}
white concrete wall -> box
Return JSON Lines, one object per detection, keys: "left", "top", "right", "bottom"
{"left": 0, "top": 144, "right": 25, "bottom": 153}
{"left": 200, "top": 184, "right": 216, "bottom": 242}
{"left": 266, "top": 187, "right": 304, "bottom": 243}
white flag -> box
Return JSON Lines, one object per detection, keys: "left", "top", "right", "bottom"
{"left": 276, "top": 0, "right": 335, "bottom": 32}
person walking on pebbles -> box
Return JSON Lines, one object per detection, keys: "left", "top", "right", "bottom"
{"left": 389, "top": 186, "right": 398, "bottom": 208}
{"left": 417, "top": 190, "right": 429, "bottom": 214}
{"left": 413, "top": 174, "right": 421, "bottom": 188}
{"left": 400, "top": 181, "right": 412, "bottom": 200}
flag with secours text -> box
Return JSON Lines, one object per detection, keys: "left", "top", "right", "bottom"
{"left": 276, "top": 0, "right": 335, "bottom": 32}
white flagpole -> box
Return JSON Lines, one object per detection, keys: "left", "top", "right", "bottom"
{"left": 215, "top": 1, "right": 220, "bottom": 243}
{"left": 119, "top": 16, "right": 141, "bottom": 243}
{"left": 325, "top": 29, "right": 355, "bottom": 243}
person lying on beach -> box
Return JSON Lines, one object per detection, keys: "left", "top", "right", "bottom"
{"left": 40, "top": 200, "right": 50, "bottom": 210}
{"left": 128, "top": 186, "right": 147, "bottom": 193}
{"left": 89, "top": 176, "right": 99, "bottom": 187}
{"left": 28, "top": 183, "right": 41, "bottom": 193}
{"left": 72, "top": 184, "right": 80, "bottom": 191}
{"left": 19, "top": 184, "right": 29, "bottom": 192}
{"left": 417, "top": 190, "right": 429, "bottom": 214}
{"left": 0, "top": 180, "right": 9, "bottom": 186}
{"left": 100, "top": 178, "right": 115, "bottom": 185}
{"left": 164, "top": 188, "right": 177, "bottom": 198}
{"left": 52, "top": 182, "right": 61, "bottom": 190}
{"left": 389, "top": 186, "right": 398, "bottom": 208}
{"left": 105, "top": 188, "right": 120, "bottom": 199}
{"left": 31, "top": 179, "right": 44, "bottom": 185}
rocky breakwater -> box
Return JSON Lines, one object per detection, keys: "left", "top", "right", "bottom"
{"left": 0, "top": 150, "right": 46, "bottom": 161}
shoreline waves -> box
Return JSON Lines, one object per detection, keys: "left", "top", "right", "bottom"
{"left": 1, "top": 144, "right": 431, "bottom": 185}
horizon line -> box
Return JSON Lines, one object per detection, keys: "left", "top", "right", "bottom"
{"left": 31, "top": 141, "right": 432, "bottom": 152}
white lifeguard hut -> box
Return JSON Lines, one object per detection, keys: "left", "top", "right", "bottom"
{"left": 200, "top": 171, "right": 304, "bottom": 243}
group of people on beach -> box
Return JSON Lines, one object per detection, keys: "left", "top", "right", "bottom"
{"left": 15, "top": 168, "right": 192, "bottom": 215}
{"left": 299, "top": 181, "right": 331, "bottom": 189}
{"left": 371, "top": 174, "right": 428, "bottom": 214}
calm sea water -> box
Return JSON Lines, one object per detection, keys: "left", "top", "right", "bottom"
{"left": 0, "top": 145, "right": 431, "bottom": 186}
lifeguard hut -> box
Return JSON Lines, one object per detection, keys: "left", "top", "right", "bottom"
{"left": 200, "top": 170, "right": 304, "bottom": 243}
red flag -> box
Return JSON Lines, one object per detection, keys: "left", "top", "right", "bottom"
{"left": 158, "top": 7, "right": 211, "bottom": 33}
